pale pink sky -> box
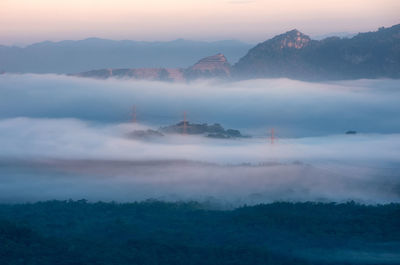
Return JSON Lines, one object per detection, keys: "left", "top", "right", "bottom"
{"left": 1, "top": 0, "right": 399, "bottom": 45}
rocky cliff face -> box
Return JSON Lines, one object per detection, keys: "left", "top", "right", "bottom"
{"left": 184, "top": 53, "right": 231, "bottom": 80}
{"left": 267, "top": 29, "right": 311, "bottom": 50}
{"left": 232, "top": 30, "right": 315, "bottom": 79}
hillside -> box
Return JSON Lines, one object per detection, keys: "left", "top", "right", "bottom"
{"left": 1, "top": 201, "right": 399, "bottom": 265}
{"left": 2, "top": 25, "right": 399, "bottom": 81}
{"left": 73, "top": 54, "right": 232, "bottom": 81}
{"left": 233, "top": 24, "right": 400, "bottom": 80}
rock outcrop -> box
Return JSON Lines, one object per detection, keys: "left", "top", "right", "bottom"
{"left": 276, "top": 29, "right": 311, "bottom": 49}
{"left": 184, "top": 53, "right": 231, "bottom": 80}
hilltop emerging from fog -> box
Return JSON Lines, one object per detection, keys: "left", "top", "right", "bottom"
{"left": 73, "top": 24, "right": 400, "bottom": 81}
{"left": 0, "top": 39, "right": 251, "bottom": 74}
{"left": 234, "top": 24, "right": 400, "bottom": 80}
{"left": 1, "top": 24, "right": 399, "bottom": 81}
{"left": 73, "top": 53, "right": 231, "bottom": 82}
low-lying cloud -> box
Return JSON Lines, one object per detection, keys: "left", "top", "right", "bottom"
{"left": 0, "top": 117, "right": 399, "bottom": 205}
{"left": 1, "top": 74, "right": 400, "bottom": 136}
{"left": 0, "top": 74, "right": 399, "bottom": 204}
{"left": 0, "top": 117, "right": 399, "bottom": 164}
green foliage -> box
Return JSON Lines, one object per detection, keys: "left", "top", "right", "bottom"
{"left": 160, "top": 121, "right": 244, "bottom": 138}
{"left": 0, "top": 200, "right": 399, "bottom": 264}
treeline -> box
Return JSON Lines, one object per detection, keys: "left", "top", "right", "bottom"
{"left": 0, "top": 200, "right": 399, "bottom": 265}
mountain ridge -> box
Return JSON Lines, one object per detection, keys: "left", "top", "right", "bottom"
{"left": 0, "top": 39, "right": 251, "bottom": 74}
{"left": 233, "top": 24, "right": 400, "bottom": 80}
{"left": 2, "top": 24, "right": 399, "bottom": 81}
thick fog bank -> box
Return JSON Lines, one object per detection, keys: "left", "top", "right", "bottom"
{"left": 0, "top": 158, "right": 399, "bottom": 205}
{"left": 0, "top": 75, "right": 399, "bottom": 204}
{"left": 1, "top": 118, "right": 400, "bottom": 164}
{"left": 1, "top": 74, "right": 400, "bottom": 137}
{"left": 0, "top": 118, "right": 399, "bottom": 205}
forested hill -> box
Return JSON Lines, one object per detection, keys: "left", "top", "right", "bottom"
{"left": 1, "top": 200, "right": 399, "bottom": 265}
{"left": 233, "top": 24, "right": 400, "bottom": 80}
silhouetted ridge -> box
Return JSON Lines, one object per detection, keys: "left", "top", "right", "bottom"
{"left": 64, "top": 24, "right": 400, "bottom": 81}
{"left": 233, "top": 24, "right": 400, "bottom": 80}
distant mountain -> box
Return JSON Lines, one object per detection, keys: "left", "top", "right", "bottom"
{"left": 312, "top": 32, "right": 356, "bottom": 40}
{"left": 73, "top": 54, "right": 232, "bottom": 81}
{"left": 2, "top": 25, "right": 399, "bottom": 81}
{"left": 0, "top": 38, "right": 252, "bottom": 74}
{"left": 233, "top": 24, "right": 400, "bottom": 80}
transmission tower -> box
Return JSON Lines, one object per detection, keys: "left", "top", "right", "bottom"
{"left": 132, "top": 105, "right": 137, "bottom": 123}
{"left": 270, "top": 128, "right": 275, "bottom": 144}
{"left": 183, "top": 111, "right": 187, "bottom": 135}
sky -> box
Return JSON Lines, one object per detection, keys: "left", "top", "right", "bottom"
{"left": 1, "top": 0, "right": 399, "bottom": 45}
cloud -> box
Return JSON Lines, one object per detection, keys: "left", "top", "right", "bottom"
{"left": 1, "top": 117, "right": 400, "bottom": 163}
{"left": 1, "top": 74, "right": 400, "bottom": 137}
{"left": 1, "top": 156, "right": 399, "bottom": 205}
{"left": 0, "top": 117, "right": 399, "bottom": 205}
{"left": 0, "top": 74, "right": 400, "bottom": 204}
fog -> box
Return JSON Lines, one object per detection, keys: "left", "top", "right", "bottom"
{"left": 1, "top": 74, "right": 400, "bottom": 136}
{"left": 1, "top": 118, "right": 400, "bottom": 164}
{"left": 0, "top": 74, "right": 399, "bottom": 204}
